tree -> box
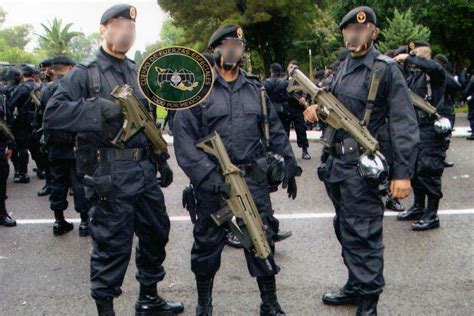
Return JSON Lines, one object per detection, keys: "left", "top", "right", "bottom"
{"left": 157, "top": 0, "right": 317, "bottom": 76}
{"left": 293, "top": 5, "right": 342, "bottom": 72}
{"left": 419, "top": 0, "right": 474, "bottom": 69}
{"left": 69, "top": 32, "right": 101, "bottom": 63}
{"left": 0, "top": 24, "right": 34, "bottom": 49}
{"left": 377, "top": 8, "right": 430, "bottom": 53}
{"left": 0, "top": 38, "right": 38, "bottom": 64}
{"left": 37, "top": 18, "right": 83, "bottom": 56}
{"left": 0, "top": 6, "right": 6, "bottom": 27}
{"left": 134, "top": 50, "right": 144, "bottom": 65}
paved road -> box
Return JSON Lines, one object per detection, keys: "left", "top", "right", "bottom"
{"left": 0, "top": 135, "right": 473, "bottom": 315}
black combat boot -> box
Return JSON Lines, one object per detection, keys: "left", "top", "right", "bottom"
{"left": 37, "top": 184, "right": 51, "bottom": 197}
{"left": 302, "top": 147, "right": 311, "bottom": 160}
{"left": 322, "top": 280, "right": 358, "bottom": 305}
{"left": 273, "top": 230, "right": 292, "bottom": 242}
{"left": 257, "top": 276, "right": 285, "bottom": 316}
{"left": 355, "top": 294, "right": 379, "bottom": 316}
{"left": 96, "top": 298, "right": 115, "bottom": 316}
{"left": 36, "top": 168, "right": 46, "bottom": 179}
{"left": 53, "top": 210, "right": 74, "bottom": 236}
{"left": 79, "top": 211, "right": 90, "bottom": 237}
{"left": 14, "top": 173, "right": 30, "bottom": 183}
{"left": 443, "top": 160, "right": 454, "bottom": 168}
{"left": 385, "top": 198, "right": 404, "bottom": 212}
{"left": 0, "top": 214, "right": 16, "bottom": 227}
{"left": 135, "top": 283, "right": 184, "bottom": 315}
{"left": 224, "top": 229, "right": 243, "bottom": 249}
{"left": 412, "top": 197, "right": 440, "bottom": 231}
{"left": 397, "top": 191, "right": 425, "bottom": 221}
{"left": 195, "top": 276, "right": 213, "bottom": 316}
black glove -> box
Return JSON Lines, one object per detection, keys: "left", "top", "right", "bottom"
{"left": 282, "top": 165, "right": 302, "bottom": 200}
{"left": 200, "top": 171, "right": 231, "bottom": 197}
{"left": 157, "top": 161, "right": 173, "bottom": 188}
{"left": 282, "top": 175, "right": 297, "bottom": 199}
{"left": 97, "top": 98, "right": 122, "bottom": 121}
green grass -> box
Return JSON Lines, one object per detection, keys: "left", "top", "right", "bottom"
{"left": 454, "top": 103, "right": 469, "bottom": 113}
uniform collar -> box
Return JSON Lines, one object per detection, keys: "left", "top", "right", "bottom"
{"left": 342, "top": 45, "right": 379, "bottom": 76}
{"left": 97, "top": 46, "right": 134, "bottom": 73}
{"left": 214, "top": 67, "right": 247, "bottom": 92}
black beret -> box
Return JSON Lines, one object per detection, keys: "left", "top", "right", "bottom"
{"left": 434, "top": 54, "right": 449, "bottom": 65}
{"left": 339, "top": 6, "right": 377, "bottom": 30}
{"left": 208, "top": 24, "right": 246, "bottom": 49}
{"left": 100, "top": 4, "right": 137, "bottom": 25}
{"left": 21, "top": 66, "right": 36, "bottom": 77}
{"left": 408, "top": 40, "right": 430, "bottom": 50}
{"left": 52, "top": 55, "right": 76, "bottom": 66}
{"left": 39, "top": 58, "right": 52, "bottom": 68}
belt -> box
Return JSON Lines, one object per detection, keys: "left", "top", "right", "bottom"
{"left": 96, "top": 147, "right": 151, "bottom": 162}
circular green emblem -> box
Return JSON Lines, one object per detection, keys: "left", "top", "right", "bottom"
{"left": 137, "top": 46, "right": 214, "bottom": 110}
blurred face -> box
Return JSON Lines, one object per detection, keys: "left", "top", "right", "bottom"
{"left": 342, "top": 23, "right": 378, "bottom": 54}
{"left": 411, "top": 46, "right": 432, "bottom": 60}
{"left": 213, "top": 38, "right": 245, "bottom": 70}
{"left": 100, "top": 18, "right": 136, "bottom": 56}
{"left": 287, "top": 63, "right": 298, "bottom": 74}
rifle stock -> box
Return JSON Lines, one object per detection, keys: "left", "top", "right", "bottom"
{"left": 196, "top": 131, "right": 272, "bottom": 260}
{"left": 110, "top": 85, "right": 168, "bottom": 154}
{"left": 409, "top": 91, "right": 438, "bottom": 117}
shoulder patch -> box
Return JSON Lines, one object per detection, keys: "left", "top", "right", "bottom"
{"left": 376, "top": 54, "right": 396, "bottom": 64}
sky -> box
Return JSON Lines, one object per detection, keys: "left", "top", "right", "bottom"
{"left": 1, "top": 0, "right": 168, "bottom": 58}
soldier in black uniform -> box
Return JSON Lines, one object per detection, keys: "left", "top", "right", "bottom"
{"left": 0, "top": 69, "right": 19, "bottom": 227}
{"left": 304, "top": 7, "right": 419, "bottom": 315}
{"left": 7, "top": 66, "right": 42, "bottom": 183}
{"left": 264, "top": 63, "right": 289, "bottom": 129}
{"left": 44, "top": 4, "right": 183, "bottom": 315}
{"left": 42, "top": 55, "right": 91, "bottom": 236}
{"left": 434, "top": 54, "right": 461, "bottom": 167}
{"left": 285, "top": 60, "right": 311, "bottom": 160}
{"left": 174, "top": 25, "right": 300, "bottom": 316}
{"left": 395, "top": 41, "right": 447, "bottom": 231}
{"left": 463, "top": 75, "right": 474, "bottom": 140}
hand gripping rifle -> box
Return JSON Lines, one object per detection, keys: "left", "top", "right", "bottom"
{"left": 110, "top": 85, "right": 168, "bottom": 155}
{"left": 409, "top": 90, "right": 452, "bottom": 134}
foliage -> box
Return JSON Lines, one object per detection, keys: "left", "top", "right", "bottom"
{"left": 70, "top": 32, "right": 101, "bottom": 63}
{"left": 0, "top": 24, "right": 33, "bottom": 49}
{"left": 377, "top": 8, "right": 430, "bottom": 53}
{"left": 37, "top": 18, "right": 83, "bottom": 56}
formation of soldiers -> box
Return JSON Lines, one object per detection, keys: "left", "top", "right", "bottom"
{"left": 0, "top": 3, "right": 473, "bottom": 316}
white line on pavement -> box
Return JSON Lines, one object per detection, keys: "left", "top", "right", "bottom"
{"left": 14, "top": 209, "right": 474, "bottom": 225}
{"left": 163, "top": 127, "right": 472, "bottom": 145}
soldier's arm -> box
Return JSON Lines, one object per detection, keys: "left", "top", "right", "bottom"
{"left": 386, "top": 63, "right": 420, "bottom": 179}
{"left": 43, "top": 66, "right": 102, "bottom": 132}
{"left": 173, "top": 108, "right": 217, "bottom": 186}
{"left": 405, "top": 55, "right": 444, "bottom": 82}
{"left": 266, "top": 93, "right": 298, "bottom": 169}
{"left": 445, "top": 72, "right": 461, "bottom": 91}
{"left": 7, "top": 85, "right": 29, "bottom": 113}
